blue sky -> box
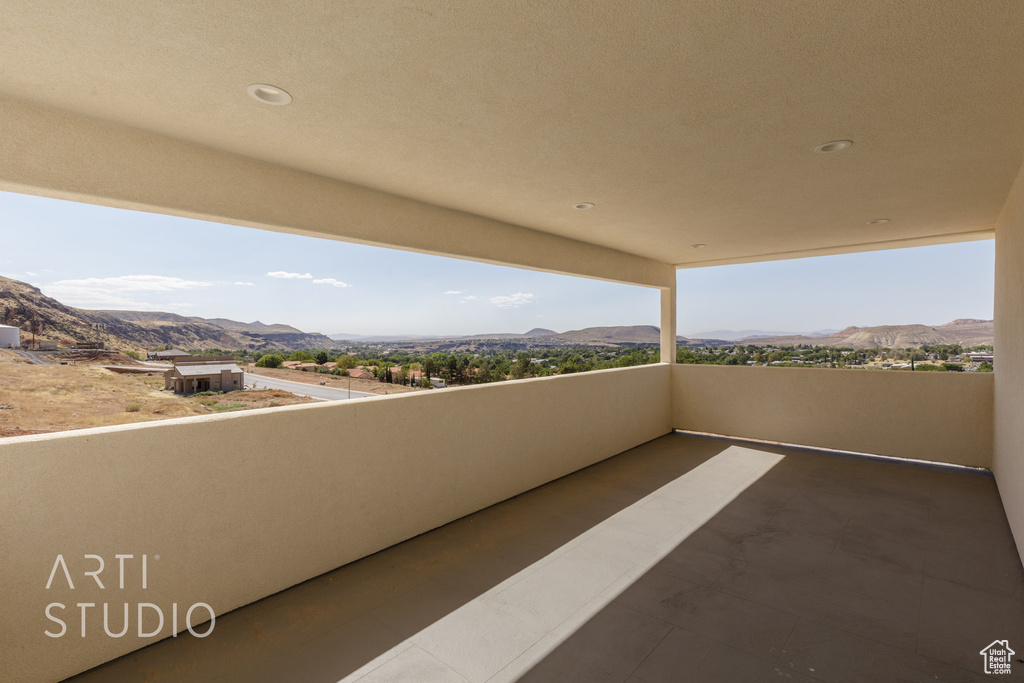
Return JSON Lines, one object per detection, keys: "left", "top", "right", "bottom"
{"left": 0, "top": 190, "right": 995, "bottom": 337}
{"left": 677, "top": 241, "right": 995, "bottom": 335}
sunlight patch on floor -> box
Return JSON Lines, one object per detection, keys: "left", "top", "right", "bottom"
{"left": 340, "top": 445, "right": 785, "bottom": 683}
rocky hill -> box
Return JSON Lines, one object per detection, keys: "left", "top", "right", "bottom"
{"left": 550, "top": 325, "right": 662, "bottom": 344}
{"left": 739, "top": 319, "right": 993, "bottom": 349}
{"left": 0, "top": 276, "right": 146, "bottom": 351}
{"left": 0, "top": 275, "right": 336, "bottom": 351}
{"left": 81, "top": 310, "right": 336, "bottom": 351}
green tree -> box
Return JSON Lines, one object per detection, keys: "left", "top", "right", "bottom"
{"left": 446, "top": 355, "right": 460, "bottom": 383}
{"left": 256, "top": 353, "right": 284, "bottom": 368}
{"left": 510, "top": 351, "right": 531, "bottom": 380}
{"left": 314, "top": 350, "right": 330, "bottom": 365}
{"left": 559, "top": 355, "right": 583, "bottom": 374}
{"left": 288, "top": 350, "right": 314, "bottom": 362}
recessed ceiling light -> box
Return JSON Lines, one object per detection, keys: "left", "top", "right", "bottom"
{"left": 690, "top": 243, "right": 707, "bottom": 249}
{"left": 573, "top": 202, "right": 595, "bottom": 210}
{"left": 814, "top": 140, "right": 853, "bottom": 153}
{"left": 866, "top": 218, "right": 890, "bottom": 225}
{"left": 247, "top": 83, "right": 292, "bottom": 106}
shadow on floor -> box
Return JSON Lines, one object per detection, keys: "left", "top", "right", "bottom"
{"left": 68, "top": 433, "right": 732, "bottom": 682}
{"left": 67, "top": 433, "right": 1024, "bottom": 682}
{"left": 520, "top": 438, "right": 1024, "bottom": 682}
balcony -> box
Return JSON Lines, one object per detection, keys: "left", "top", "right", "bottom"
{"left": 2, "top": 4, "right": 1024, "bottom": 681}
{"left": 58, "top": 426, "right": 1023, "bottom": 682}
{"left": 3, "top": 361, "right": 1019, "bottom": 682}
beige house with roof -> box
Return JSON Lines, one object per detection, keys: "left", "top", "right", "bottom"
{"left": 164, "top": 361, "right": 244, "bottom": 394}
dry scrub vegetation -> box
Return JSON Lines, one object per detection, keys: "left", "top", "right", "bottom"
{"left": 0, "top": 350, "right": 315, "bottom": 438}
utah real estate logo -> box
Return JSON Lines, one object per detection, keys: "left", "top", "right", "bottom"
{"left": 979, "top": 640, "right": 1014, "bottom": 676}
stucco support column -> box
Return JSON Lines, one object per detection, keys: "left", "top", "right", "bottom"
{"left": 660, "top": 282, "right": 676, "bottom": 364}
{"left": 994, "top": 162, "right": 1024, "bottom": 565}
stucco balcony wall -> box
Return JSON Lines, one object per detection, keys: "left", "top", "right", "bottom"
{"left": 672, "top": 363, "right": 994, "bottom": 468}
{"left": 0, "top": 364, "right": 672, "bottom": 683}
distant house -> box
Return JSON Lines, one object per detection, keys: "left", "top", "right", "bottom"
{"left": 164, "top": 362, "right": 244, "bottom": 394}
{"left": 347, "top": 368, "right": 375, "bottom": 380}
{"left": 0, "top": 324, "right": 21, "bottom": 348}
{"left": 152, "top": 349, "right": 191, "bottom": 360}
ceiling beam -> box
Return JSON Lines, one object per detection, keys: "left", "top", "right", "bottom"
{"left": 0, "top": 96, "right": 674, "bottom": 289}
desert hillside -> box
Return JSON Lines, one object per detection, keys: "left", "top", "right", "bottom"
{"left": 550, "top": 325, "right": 663, "bottom": 344}
{"left": 739, "top": 319, "right": 993, "bottom": 349}
{"left": 0, "top": 276, "right": 146, "bottom": 352}
{"left": 0, "top": 275, "right": 336, "bottom": 351}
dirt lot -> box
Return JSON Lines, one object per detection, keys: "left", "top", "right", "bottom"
{"left": 245, "top": 364, "right": 424, "bottom": 395}
{"left": 51, "top": 349, "right": 148, "bottom": 366}
{"left": 0, "top": 350, "right": 315, "bottom": 438}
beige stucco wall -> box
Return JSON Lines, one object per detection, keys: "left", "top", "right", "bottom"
{"left": 672, "top": 364, "right": 993, "bottom": 467}
{"left": 0, "top": 364, "right": 671, "bottom": 683}
{"left": 994, "top": 164, "right": 1024, "bottom": 562}
{"left": 0, "top": 96, "right": 673, "bottom": 290}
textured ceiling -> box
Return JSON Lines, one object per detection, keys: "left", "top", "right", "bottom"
{"left": 1, "top": 1, "right": 1022, "bottom": 266}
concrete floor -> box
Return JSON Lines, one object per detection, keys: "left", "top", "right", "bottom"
{"left": 69, "top": 432, "right": 1024, "bottom": 682}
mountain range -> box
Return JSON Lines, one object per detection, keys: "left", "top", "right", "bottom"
{"left": 333, "top": 321, "right": 993, "bottom": 349}
{"left": 688, "top": 328, "right": 842, "bottom": 341}
{"left": 0, "top": 275, "right": 994, "bottom": 351}
{"left": 735, "top": 319, "right": 994, "bottom": 349}
{"left": 330, "top": 328, "right": 559, "bottom": 342}
{"left": 0, "top": 276, "right": 336, "bottom": 351}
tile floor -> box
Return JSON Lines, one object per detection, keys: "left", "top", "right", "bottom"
{"left": 68, "top": 432, "right": 1024, "bottom": 682}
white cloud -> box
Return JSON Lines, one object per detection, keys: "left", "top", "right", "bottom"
{"left": 267, "top": 271, "right": 313, "bottom": 279}
{"left": 489, "top": 292, "right": 535, "bottom": 309}
{"left": 25, "top": 271, "right": 37, "bottom": 277}
{"left": 43, "top": 275, "right": 212, "bottom": 309}
{"left": 444, "top": 290, "right": 465, "bottom": 295}
{"left": 48, "top": 275, "right": 212, "bottom": 292}
{"left": 313, "top": 278, "right": 350, "bottom": 288}
{"left": 462, "top": 295, "right": 479, "bottom": 301}
{"left": 235, "top": 281, "right": 256, "bottom": 286}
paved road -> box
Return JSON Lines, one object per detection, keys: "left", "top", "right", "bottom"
{"left": 247, "top": 374, "right": 377, "bottom": 401}
{"left": 12, "top": 349, "right": 52, "bottom": 364}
